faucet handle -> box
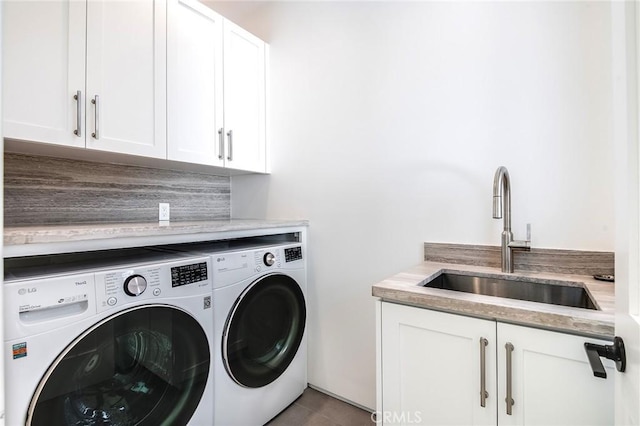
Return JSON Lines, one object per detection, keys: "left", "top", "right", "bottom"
{"left": 509, "top": 223, "right": 531, "bottom": 250}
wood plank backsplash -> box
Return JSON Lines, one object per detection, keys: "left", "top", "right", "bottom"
{"left": 424, "top": 242, "right": 614, "bottom": 276}
{"left": 4, "top": 153, "right": 230, "bottom": 226}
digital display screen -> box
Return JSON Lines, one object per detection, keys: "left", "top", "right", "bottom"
{"left": 171, "top": 262, "right": 208, "bottom": 287}
{"left": 284, "top": 246, "right": 303, "bottom": 263}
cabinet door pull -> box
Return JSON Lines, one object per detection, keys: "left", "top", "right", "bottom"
{"left": 91, "top": 95, "right": 99, "bottom": 139}
{"left": 73, "top": 90, "right": 82, "bottom": 137}
{"left": 218, "top": 128, "right": 225, "bottom": 160}
{"left": 480, "top": 337, "right": 489, "bottom": 407}
{"left": 226, "top": 129, "right": 233, "bottom": 161}
{"left": 505, "top": 342, "right": 514, "bottom": 415}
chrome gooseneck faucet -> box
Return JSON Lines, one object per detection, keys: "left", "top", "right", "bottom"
{"left": 492, "top": 166, "right": 531, "bottom": 273}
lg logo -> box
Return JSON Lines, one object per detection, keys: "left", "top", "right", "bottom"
{"left": 18, "top": 288, "right": 37, "bottom": 295}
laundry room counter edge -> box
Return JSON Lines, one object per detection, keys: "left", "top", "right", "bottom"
{"left": 4, "top": 220, "right": 309, "bottom": 258}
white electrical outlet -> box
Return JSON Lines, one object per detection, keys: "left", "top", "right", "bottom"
{"left": 159, "top": 203, "right": 170, "bottom": 221}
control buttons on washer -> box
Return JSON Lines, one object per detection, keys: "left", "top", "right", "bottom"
{"left": 264, "top": 252, "right": 276, "bottom": 267}
{"left": 124, "top": 275, "right": 147, "bottom": 296}
{"left": 153, "top": 288, "right": 161, "bottom": 296}
{"left": 107, "top": 297, "right": 117, "bottom": 306}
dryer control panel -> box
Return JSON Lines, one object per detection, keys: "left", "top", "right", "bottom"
{"left": 284, "top": 246, "right": 303, "bottom": 263}
{"left": 250, "top": 245, "right": 304, "bottom": 272}
{"left": 212, "top": 244, "right": 304, "bottom": 288}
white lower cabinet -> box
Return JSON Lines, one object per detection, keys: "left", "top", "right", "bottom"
{"left": 380, "top": 302, "right": 496, "bottom": 426}
{"left": 497, "top": 323, "right": 614, "bottom": 426}
{"left": 378, "top": 301, "right": 614, "bottom": 426}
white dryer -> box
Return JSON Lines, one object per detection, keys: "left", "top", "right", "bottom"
{"left": 4, "top": 249, "right": 214, "bottom": 426}
{"left": 183, "top": 242, "right": 307, "bottom": 426}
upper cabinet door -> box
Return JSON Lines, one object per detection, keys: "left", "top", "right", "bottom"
{"left": 223, "top": 20, "right": 267, "bottom": 173}
{"left": 3, "top": 0, "right": 268, "bottom": 173}
{"left": 167, "top": 0, "right": 224, "bottom": 166}
{"left": 85, "top": 0, "right": 167, "bottom": 159}
{"left": 3, "top": 0, "right": 86, "bottom": 148}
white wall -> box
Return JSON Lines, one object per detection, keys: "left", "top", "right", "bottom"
{"left": 223, "top": 1, "right": 615, "bottom": 410}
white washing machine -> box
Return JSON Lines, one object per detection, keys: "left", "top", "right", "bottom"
{"left": 181, "top": 241, "right": 307, "bottom": 426}
{"left": 4, "top": 249, "right": 214, "bottom": 426}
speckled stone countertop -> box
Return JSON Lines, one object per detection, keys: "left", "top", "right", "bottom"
{"left": 4, "top": 219, "right": 309, "bottom": 258}
{"left": 372, "top": 262, "right": 614, "bottom": 339}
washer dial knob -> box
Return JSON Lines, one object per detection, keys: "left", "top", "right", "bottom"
{"left": 263, "top": 252, "right": 276, "bottom": 267}
{"left": 124, "top": 275, "right": 147, "bottom": 296}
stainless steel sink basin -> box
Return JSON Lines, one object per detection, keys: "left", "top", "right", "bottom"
{"left": 423, "top": 273, "right": 598, "bottom": 310}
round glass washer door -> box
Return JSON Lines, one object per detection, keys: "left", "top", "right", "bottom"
{"left": 27, "top": 305, "right": 210, "bottom": 426}
{"left": 223, "top": 273, "right": 306, "bottom": 388}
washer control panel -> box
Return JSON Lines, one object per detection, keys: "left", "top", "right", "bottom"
{"left": 124, "top": 274, "right": 148, "bottom": 296}
{"left": 171, "top": 262, "right": 209, "bottom": 287}
{"left": 3, "top": 254, "right": 212, "bottom": 339}
{"left": 263, "top": 252, "right": 276, "bottom": 267}
{"left": 95, "top": 256, "right": 211, "bottom": 313}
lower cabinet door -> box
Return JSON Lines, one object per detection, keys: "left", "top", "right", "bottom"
{"left": 381, "top": 302, "right": 497, "bottom": 426}
{"left": 497, "top": 323, "right": 615, "bottom": 426}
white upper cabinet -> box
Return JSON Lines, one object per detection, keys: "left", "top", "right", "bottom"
{"left": 85, "top": 0, "right": 167, "bottom": 158}
{"left": 3, "top": 1, "right": 86, "bottom": 148}
{"left": 167, "top": 1, "right": 267, "bottom": 173}
{"left": 167, "top": 0, "right": 224, "bottom": 166}
{"left": 5, "top": 0, "right": 267, "bottom": 172}
{"left": 222, "top": 19, "right": 267, "bottom": 173}
{"left": 4, "top": 0, "right": 167, "bottom": 159}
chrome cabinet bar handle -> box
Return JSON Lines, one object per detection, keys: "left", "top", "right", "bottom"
{"left": 226, "top": 129, "right": 233, "bottom": 161}
{"left": 218, "top": 128, "right": 225, "bottom": 160}
{"left": 480, "top": 337, "right": 489, "bottom": 407}
{"left": 73, "top": 90, "right": 82, "bottom": 137}
{"left": 505, "top": 342, "right": 515, "bottom": 415}
{"left": 91, "top": 95, "right": 99, "bottom": 139}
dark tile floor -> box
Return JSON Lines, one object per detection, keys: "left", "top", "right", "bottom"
{"left": 266, "top": 387, "right": 375, "bottom": 426}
